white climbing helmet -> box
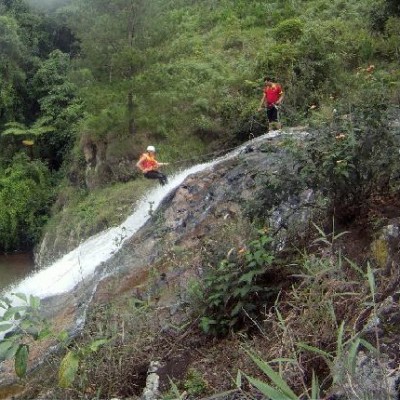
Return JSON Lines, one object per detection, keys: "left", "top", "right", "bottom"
{"left": 146, "top": 145, "right": 156, "bottom": 152}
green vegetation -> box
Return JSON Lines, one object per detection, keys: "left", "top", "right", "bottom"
{"left": 0, "top": 292, "right": 107, "bottom": 388}
{"left": 0, "top": 293, "right": 50, "bottom": 378}
{"left": 0, "top": 0, "right": 80, "bottom": 250}
{"left": 231, "top": 238, "right": 386, "bottom": 399}
{"left": 0, "top": 0, "right": 399, "bottom": 251}
{"left": 0, "top": 154, "right": 53, "bottom": 251}
{"left": 1, "top": 218, "right": 392, "bottom": 399}
{"left": 0, "top": 1, "right": 399, "bottom": 397}
{"left": 165, "top": 368, "right": 208, "bottom": 399}
{"left": 58, "top": 337, "right": 108, "bottom": 389}
{"left": 194, "top": 230, "right": 285, "bottom": 336}
{"left": 42, "top": 179, "right": 153, "bottom": 254}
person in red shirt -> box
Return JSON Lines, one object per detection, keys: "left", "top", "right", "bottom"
{"left": 258, "top": 77, "right": 284, "bottom": 130}
{"left": 136, "top": 145, "right": 169, "bottom": 186}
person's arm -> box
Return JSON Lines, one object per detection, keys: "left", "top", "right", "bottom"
{"left": 276, "top": 86, "right": 284, "bottom": 105}
{"left": 258, "top": 93, "right": 266, "bottom": 111}
{"left": 136, "top": 155, "right": 148, "bottom": 172}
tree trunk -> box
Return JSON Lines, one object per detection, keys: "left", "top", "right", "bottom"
{"left": 128, "top": 90, "right": 135, "bottom": 136}
{"left": 127, "top": 0, "right": 136, "bottom": 136}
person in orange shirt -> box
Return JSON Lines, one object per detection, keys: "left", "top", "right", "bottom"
{"left": 136, "top": 145, "right": 169, "bottom": 186}
{"left": 258, "top": 77, "right": 284, "bottom": 130}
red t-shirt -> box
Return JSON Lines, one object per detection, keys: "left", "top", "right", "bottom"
{"left": 264, "top": 84, "right": 283, "bottom": 106}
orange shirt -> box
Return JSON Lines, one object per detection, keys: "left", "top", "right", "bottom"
{"left": 137, "top": 153, "right": 158, "bottom": 172}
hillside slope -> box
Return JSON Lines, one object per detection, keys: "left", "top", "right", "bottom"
{"left": 2, "top": 124, "right": 400, "bottom": 399}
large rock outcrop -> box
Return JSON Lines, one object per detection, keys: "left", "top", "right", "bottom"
{"left": 1, "top": 131, "right": 318, "bottom": 394}
{"left": 3, "top": 129, "right": 400, "bottom": 399}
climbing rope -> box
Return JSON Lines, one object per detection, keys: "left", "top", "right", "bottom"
{"left": 167, "top": 145, "right": 240, "bottom": 166}
{"left": 167, "top": 115, "right": 267, "bottom": 166}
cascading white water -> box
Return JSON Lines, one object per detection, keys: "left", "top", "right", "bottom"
{"left": 0, "top": 132, "right": 285, "bottom": 303}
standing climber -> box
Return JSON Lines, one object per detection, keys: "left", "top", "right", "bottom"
{"left": 258, "top": 77, "right": 284, "bottom": 130}
{"left": 136, "top": 145, "right": 169, "bottom": 186}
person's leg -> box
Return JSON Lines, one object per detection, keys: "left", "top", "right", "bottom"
{"left": 144, "top": 171, "right": 168, "bottom": 185}
{"left": 267, "top": 106, "right": 278, "bottom": 122}
{"left": 265, "top": 109, "right": 271, "bottom": 132}
{"left": 158, "top": 172, "right": 168, "bottom": 186}
{"left": 267, "top": 106, "right": 281, "bottom": 130}
{"left": 144, "top": 171, "right": 159, "bottom": 181}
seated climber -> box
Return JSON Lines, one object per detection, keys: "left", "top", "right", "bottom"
{"left": 136, "top": 145, "right": 169, "bottom": 186}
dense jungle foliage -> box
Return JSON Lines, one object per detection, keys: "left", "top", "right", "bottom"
{"left": 0, "top": 0, "right": 399, "bottom": 251}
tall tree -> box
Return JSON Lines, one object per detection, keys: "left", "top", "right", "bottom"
{"left": 0, "top": 15, "right": 26, "bottom": 124}
{"left": 66, "top": 0, "right": 148, "bottom": 136}
{"left": 31, "top": 50, "right": 82, "bottom": 169}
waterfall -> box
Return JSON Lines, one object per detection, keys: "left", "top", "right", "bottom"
{"left": 0, "top": 131, "right": 286, "bottom": 305}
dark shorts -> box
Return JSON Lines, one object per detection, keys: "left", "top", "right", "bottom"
{"left": 144, "top": 170, "right": 168, "bottom": 186}
{"left": 266, "top": 106, "right": 278, "bottom": 122}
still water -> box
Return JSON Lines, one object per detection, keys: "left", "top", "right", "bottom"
{"left": 0, "top": 253, "right": 35, "bottom": 292}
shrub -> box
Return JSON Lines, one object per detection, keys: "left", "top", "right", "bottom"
{"left": 297, "top": 77, "right": 399, "bottom": 219}
{"left": 273, "top": 18, "right": 304, "bottom": 43}
{"left": 195, "top": 231, "right": 284, "bottom": 336}
{"left": 0, "top": 153, "right": 53, "bottom": 251}
{"left": 0, "top": 293, "right": 50, "bottom": 379}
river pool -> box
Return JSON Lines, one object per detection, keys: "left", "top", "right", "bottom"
{"left": 0, "top": 253, "right": 35, "bottom": 293}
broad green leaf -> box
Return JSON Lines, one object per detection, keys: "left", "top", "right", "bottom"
{"left": 236, "top": 370, "right": 242, "bottom": 388}
{"left": 15, "top": 344, "right": 29, "bottom": 378}
{"left": 245, "top": 374, "right": 295, "bottom": 400}
{"left": 359, "top": 338, "right": 377, "bottom": 354}
{"left": 58, "top": 351, "right": 80, "bottom": 388}
{"left": 20, "top": 320, "right": 34, "bottom": 331}
{"left": 246, "top": 352, "right": 298, "bottom": 399}
{"left": 347, "top": 338, "right": 360, "bottom": 375}
{"left": 0, "top": 323, "right": 13, "bottom": 332}
{"left": 3, "top": 306, "right": 27, "bottom": 320}
{"left": 311, "top": 370, "right": 320, "bottom": 399}
{"left": 336, "top": 321, "right": 345, "bottom": 360}
{"left": 296, "top": 342, "right": 333, "bottom": 369}
{"left": 233, "top": 286, "right": 250, "bottom": 298}
{"left": 0, "top": 340, "right": 19, "bottom": 362}
{"left": 230, "top": 301, "right": 243, "bottom": 317}
{"left": 238, "top": 270, "right": 258, "bottom": 284}
{"left": 89, "top": 339, "right": 108, "bottom": 352}
{"left": 208, "top": 293, "right": 223, "bottom": 302}
{"left": 29, "top": 295, "right": 40, "bottom": 309}
{"left": 12, "top": 293, "right": 27, "bottom": 303}
{"left": 0, "top": 340, "right": 14, "bottom": 360}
